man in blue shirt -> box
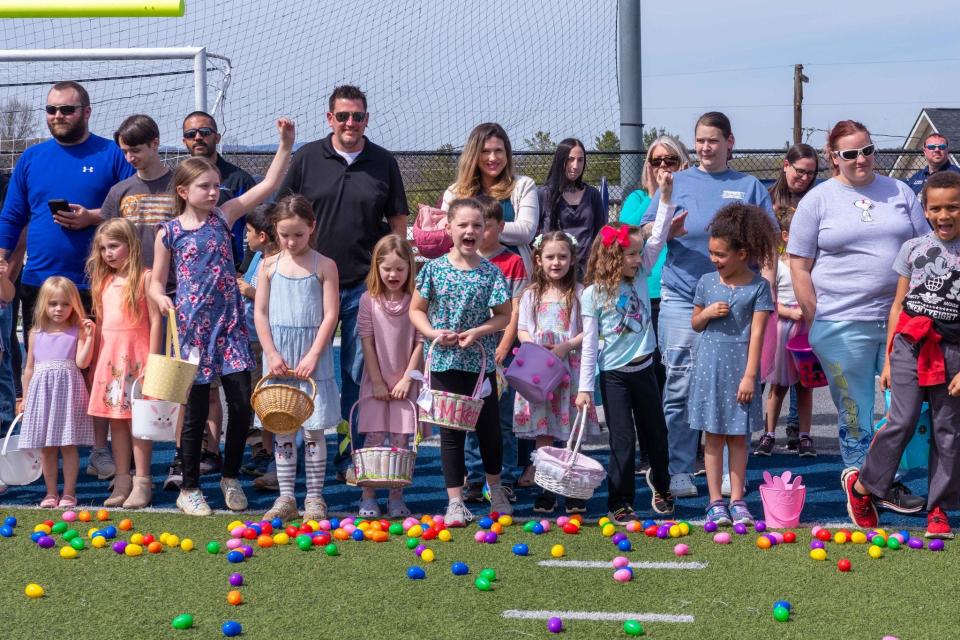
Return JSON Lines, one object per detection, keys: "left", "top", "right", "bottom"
{"left": 0, "top": 81, "right": 134, "bottom": 480}
{"left": 906, "top": 133, "right": 960, "bottom": 194}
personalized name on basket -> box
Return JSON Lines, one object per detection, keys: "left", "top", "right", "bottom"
{"left": 429, "top": 393, "right": 481, "bottom": 426}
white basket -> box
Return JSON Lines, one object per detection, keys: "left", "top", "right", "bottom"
{"left": 0, "top": 414, "right": 42, "bottom": 486}
{"left": 349, "top": 399, "right": 419, "bottom": 489}
{"left": 130, "top": 378, "right": 180, "bottom": 442}
{"left": 532, "top": 409, "right": 606, "bottom": 499}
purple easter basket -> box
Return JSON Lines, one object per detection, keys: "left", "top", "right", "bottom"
{"left": 503, "top": 342, "right": 571, "bottom": 404}
{"left": 785, "top": 333, "right": 828, "bottom": 389}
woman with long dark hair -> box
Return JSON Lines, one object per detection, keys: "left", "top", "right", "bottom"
{"left": 537, "top": 138, "right": 606, "bottom": 274}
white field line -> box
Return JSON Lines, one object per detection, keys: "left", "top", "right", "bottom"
{"left": 538, "top": 559, "right": 707, "bottom": 570}
{"left": 502, "top": 609, "right": 694, "bottom": 623}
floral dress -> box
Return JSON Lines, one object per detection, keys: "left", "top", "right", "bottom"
{"left": 513, "top": 288, "right": 600, "bottom": 440}
{"left": 160, "top": 209, "right": 254, "bottom": 384}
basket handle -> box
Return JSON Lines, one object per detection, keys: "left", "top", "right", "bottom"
{"left": 252, "top": 370, "right": 318, "bottom": 400}
{"left": 165, "top": 309, "right": 182, "bottom": 360}
{"left": 561, "top": 408, "right": 589, "bottom": 469}
{"left": 347, "top": 398, "right": 420, "bottom": 455}
{"left": 130, "top": 376, "right": 143, "bottom": 402}
{"left": 1, "top": 413, "right": 23, "bottom": 457}
{"left": 423, "top": 335, "right": 487, "bottom": 399}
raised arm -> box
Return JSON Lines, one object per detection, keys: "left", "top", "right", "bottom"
{"left": 221, "top": 118, "right": 295, "bottom": 226}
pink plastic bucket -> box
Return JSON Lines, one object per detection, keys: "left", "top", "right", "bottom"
{"left": 759, "top": 485, "right": 806, "bottom": 528}
{"left": 785, "top": 333, "right": 828, "bottom": 389}
{"left": 504, "top": 342, "right": 570, "bottom": 404}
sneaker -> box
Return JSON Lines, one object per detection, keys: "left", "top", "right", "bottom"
{"left": 798, "top": 435, "right": 817, "bottom": 457}
{"left": 200, "top": 450, "right": 223, "bottom": 475}
{"left": 753, "top": 433, "right": 775, "bottom": 456}
{"left": 729, "top": 499, "right": 754, "bottom": 526}
{"left": 220, "top": 477, "right": 248, "bottom": 511}
{"left": 608, "top": 505, "right": 637, "bottom": 525}
{"left": 162, "top": 458, "right": 183, "bottom": 491}
{"left": 489, "top": 485, "right": 514, "bottom": 516}
{"left": 263, "top": 496, "right": 299, "bottom": 522}
{"left": 706, "top": 499, "right": 732, "bottom": 527}
{"left": 358, "top": 498, "right": 381, "bottom": 518}
{"left": 565, "top": 497, "right": 588, "bottom": 514}
{"left": 841, "top": 467, "right": 878, "bottom": 528}
{"left": 177, "top": 489, "right": 212, "bottom": 516}
{"left": 500, "top": 484, "right": 518, "bottom": 503}
{"left": 646, "top": 472, "right": 675, "bottom": 515}
{"left": 669, "top": 473, "right": 697, "bottom": 498}
{"left": 253, "top": 468, "right": 279, "bottom": 491}
{"left": 463, "top": 481, "right": 484, "bottom": 503}
{"left": 875, "top": 481, "right": 926, "bottom": 514}
{"left": 445, "top": 498, "right": 474, "bottom": 527}
{"left": 534, "top": 490, "right": 558, "bottom": 513}
{"left": 635, "top": 454, "right": 650, "bottom": 476}
{"left": 241, "top": 446, "right": 272, "bottom": 477}
{"left": 303, "top": 496, "right": 328, "bottom": 522}
{"left": 926, "top": 506, "right": 954, "bottom": 540}
{"left": 785, "top": 423, "right": 800, "bottom": 450}
{"left": 86, "top": 447, "right": 116, "bottom": 480}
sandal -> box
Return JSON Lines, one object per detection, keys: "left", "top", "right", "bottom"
{"left": 57, "top": 495, "right": 77, "bottom": 508}
{"left": 358, "top": 498, "right": 381, "bottom": 518}
{"left": 40, "top": 494, "right": 59, "bottom": 508}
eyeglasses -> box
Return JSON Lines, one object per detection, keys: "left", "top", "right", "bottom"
{"left": 926, "top": 143, "right": 948, "bottom": 151}
{"left": 183, "top": 127, "right": 216, "bottom": 139}
{"left": 789, "top": 164, "right": 817, "bottom": 178}
{"left": 333, "top": 111, "right": 367, "bottom": 123}
{"left": 649, "top": 156, "right": 680, "bottom": 168}
{"left": 45, "top": 104, "right": 83, "bottom": 116}
{"left": 834, "top": 144, "right": 876, "bottom": 161}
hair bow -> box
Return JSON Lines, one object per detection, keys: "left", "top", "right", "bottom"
{"left": 532, "top": 232, "right": 579, "bottom": 251}
{"left": 599, "top": 225, "right": 630, "bottom": 248}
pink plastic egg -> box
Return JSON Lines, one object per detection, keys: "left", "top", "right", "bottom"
{"left": 556, "top": 516, "right": 570, "bottom": 527}
{"left": 613, "top": 569, "right": 632, "bottom": 583}
{"left": 226, "top": 538, "right": 243, "bottom": 550}
{"left": 230, "top": 526, "right": 246, "bottom": 538}
{"left": 62, "top": 511, "right": 77, "bottom": 522}
{"left": 612, "top": 556, "right": 630, "bottom": 569}
{"left": 317, "top": 520, "right": 332, "bottom": 531}
{"left": 713, "top": 532, "right": 731, "bottom": 544}
{"left": 474, "top": 530, "right": 486, "bottom": 543}
{"left": 539, "top": 520, "right": 552, "bottom": 533}
{"left": 674, "top": 543, "right": 689, "bottom": 557}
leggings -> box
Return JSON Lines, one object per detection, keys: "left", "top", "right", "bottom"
{"left": 274, "top": 429, "right": 327, "bottom": 499}
{"left": 181, "top": 370, "right": 251, "bottom": 489}
{"left": 433, "top": 369, "right": 502, "bottom": 488}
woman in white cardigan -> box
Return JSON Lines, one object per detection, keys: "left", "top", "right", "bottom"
{"left": 442, "top": 123, "right": 539, "bottom": 275}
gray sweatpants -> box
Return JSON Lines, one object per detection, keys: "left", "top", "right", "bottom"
{"left": 860, "top": 334, "right": 960, "bottom": 510}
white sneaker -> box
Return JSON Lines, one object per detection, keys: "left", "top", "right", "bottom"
{"left": 86, "top": 447, "right": 116, "bottom": 480}
{"left": 669, "top": 473, "right": 698, "bottom": 498}
{"left": 220, "top": 477, "right": 248, "bottom": 511}
{"left": 303, "top": 496, "right": 327, "bottom": 522}
{"left": 721, "top": 473, "right": 748, "bottom": 498}
{"left": 177, "top": 489, "right": 212, "bottom": 516}
{"left": 489, "top": 485, "right": 514, "bottom": 516}
{"left": 263, "top": 496, "right": 299, "bottom": 522}
{"left": 445, "top": 498, "right": 474, "bottom": 527}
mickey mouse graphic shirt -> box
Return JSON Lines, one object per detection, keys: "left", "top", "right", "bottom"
{"left": 894, "top": 232, "right": 960, "bottom": 342}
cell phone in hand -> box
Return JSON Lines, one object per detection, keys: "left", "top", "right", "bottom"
{"left": 47, "top": 199, "right": 71, "bottom": 215}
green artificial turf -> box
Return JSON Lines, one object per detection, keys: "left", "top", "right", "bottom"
{"left": 0, "top": 508, "right": 952, "bottom": 639}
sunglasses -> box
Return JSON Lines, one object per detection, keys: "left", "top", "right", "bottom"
{"left": 45, "top": 104, "right": 83, "bottom": 116}
{"left": 649, "top": 156, "right": 680, "bottom": 168}
{"left": 333, "top": 111, "right": 367, "bottom": 123}
{"left": 926, "top": 143, "right": 948, "bottom": 151}
{"left": 789, "top": 164, "right": 817, "bottom": 178}
{"left": 834, "top": 144, "right": 876, "bottom": 161}
{"left": 183, "top": 127, "right": 216, "bottom": 139}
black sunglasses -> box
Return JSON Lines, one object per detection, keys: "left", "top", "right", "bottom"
{"left": 834, "top": 144, "right": 876, "bottom": 161}
{"left": 45, "top": 104, "right": 83, "bottom": 116}
{"left": 926, "top": 143, "right": 948, "bottom": 151}
{"left": 333, "top": 111, "right": 367, "bottom": 123}
{"left": 649, "top": 156, "right": 680, "bottom": 168}
{"left": 183, "top": 127, "right": 216, "bottom": 139}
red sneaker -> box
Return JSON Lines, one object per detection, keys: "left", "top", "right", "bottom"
{"left": 926, "top": 506, "right": 954, "bottom": 540}
{"left": 841, "top": 467, "right": 877, "bottom": 529}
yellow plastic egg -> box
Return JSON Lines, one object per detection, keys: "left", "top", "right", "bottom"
{"left": 34, "top": 524, "right": 51, "bottom": 535}
{"left": 868, "top": 545, "right": 883, "bottom": 559}
{"left": 358, "top": 521, "right": 371, "bottom": 531}
{"left": 91, "top": 536, "right": 107, "bottom": 549}
{"left": 407, "top": 525, "right": 423, "bottom": 538}
{"left": 598, "top": 517, "right": 611, "bottom": 528}
{"left": 601, "top": 523, "right": 615, "bottom": 537}
{"left": 227, "top": 520, "right": 244, "bottom": 533}
{"left": 498, "top": 515, "right": 513, "bottom": 527}
{"left": 669, "top": 524, "right": 681, "bottom": 538}
{"left": 551, "top": 544, "right": 565, "bottom": 558}
{"left": 24, "top": 583, "right": 44, "bottom": 598}
{"left": 851, "top": 531, "right": 867, "bottom": 544}
{"left": 166, "top": 535, "right": 180, "bottom": 548}
{"left": 834, "top": 532, "right": 848, "bottom": 544}
{"left": 87, "top": 528, "right": 100, "bottom": 539}
{"left": 59, "top": 546, "right": 78, "bottom": 559}
{"left": 809, "top": 548, "right": 827, "bottom": 561}
{"left": 129, "top": 533, "right": 144, "bottom": 545}
{"left": 180, "top": 538, "right": 194, "bottom": 552}
{"left": 272, "top": 532, "right": 290, "bottom": 545}
{"left": 678, "top": 522, "right": 691, "bottom": 536}
{"left": 124, "top": 543, "right": 143, "bottom": 557}
{"left": 438, "top": 530, "right": 452, "bottom": 542}
{"left": 421, "top": 548, "right": 435, "bottom": 563}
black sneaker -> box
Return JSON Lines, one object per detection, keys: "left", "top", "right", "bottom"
{"left": 785, "top": 423, "right": 800, "bottom": 450}
{"left": 645, "top": 470, "right": 675, "bottom": 515}
{"left": 241, "top": 446, "right": 272, "bottom": 477}
{"left": 565, "top": 497, "right": 587, "bottom": 514}
{"left": 635, "top": 453, "right": 650, "bottom": 476}
{"left": 753, "top": 433, "right": 775, "bottom": 456}
{"left": 534, "top": 490, "right": 558, "bottom": 513}
{"left": 875, "top": 481, "right": 926, "bottom": 514}
{"left": 798, "top": 436, "right": 817, "bottom": 457}
{"left": 162, "top": 458, "right": 183, "bottom": 492}
{"left": 463, "top": 481, "right": 485, "bottom": 503}
{"left": 608, "top": 505, "right": 636, "bottom": 525}
{"left": 199, "top": 449, "right": 222, "bottom": 475}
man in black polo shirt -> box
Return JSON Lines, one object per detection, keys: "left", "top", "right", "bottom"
{"left": 279, "top": 85, "right": 408, "bottom": 478}
{"left": 907, "top": 133, "right": 960, "bottom": 195}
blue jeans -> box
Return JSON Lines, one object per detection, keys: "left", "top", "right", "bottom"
{"left": 334, "top": 281, "right": 366, "bottom": 472}
{"left": 0, "top": 304, "right": 14, "bottom": 427}
{"left": 658, "top": 290, "right": 701, "bottom": 476}
{"left": 466, "top": 382, "right": 519, "bottom": 486}
{"left": 786, "top": 385, "right": 799, "bottom": 427}
{"left": 808, "top": 319, "right": 886, "bottom": 468}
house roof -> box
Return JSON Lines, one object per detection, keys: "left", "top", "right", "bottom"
{"left": 923, "top": 108, "right": 960, "bottom": 145}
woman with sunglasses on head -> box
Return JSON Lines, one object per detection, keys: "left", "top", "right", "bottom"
{"left": 537, "top": 138, "right": 606, "bottom": 277}
{"left": 788, "top": 121, "right": 929, "bottom": 514}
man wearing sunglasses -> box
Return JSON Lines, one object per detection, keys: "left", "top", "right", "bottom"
{"left": 0, "top": 80, "right": 134, "bottom": 481}
{"left": 907, "top": 133, "right": 960, "bottom": 195}
{"left": 278, "top": 84, "right": 408, "bottom": 482}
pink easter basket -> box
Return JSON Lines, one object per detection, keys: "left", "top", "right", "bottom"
{"left": 349, "top": 399, "right": 419, "bottom": 489}
{"left": 785, "top": 333, "right": 828, "bottom": 389}
{"left": 419, "top": 337, "right": 486, "bottom": 432}
{"left": 758, "top": 471, "right": 806, "bottom": 528}
{"left": 531, "top": 409, "right": 606, "bottom": 499}
{"left": 503, "top": 342, "right": 571, "bottom": 404}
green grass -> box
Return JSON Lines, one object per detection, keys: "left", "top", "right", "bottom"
{"left": 0, "top": 507, "right": 952, "bottom": 639}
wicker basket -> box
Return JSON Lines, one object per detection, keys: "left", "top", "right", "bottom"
{"left": 250, "top": 371, "right": 317, "bottom": 435}
{"left": 419, "top": 336, "right": 485, "bottom": 432}
{"left": 142, "top": 309, "right": 198, "bottom": 404}
{"left": 349, "top": 399, "right": 418, "bottom": 489}
{"left": 532, "top": 409, "right": 606, "bottom": 499}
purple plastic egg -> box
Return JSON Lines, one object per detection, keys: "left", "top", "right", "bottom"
{"left": 908, "top": 538, "right": 924, "bottom": 549}
{"left": 770, "top": 532, "right": 785, "bottom": 544}
{"left": 484, "top": 531, "right": 498, "bottom": 544}
{"left": 733, "top": 523, "right": 748, "bottom": 535}
{"left": 930, "top": 539, "right": 945, "bottom": 552}
{"left": 810, "top": 539, "right": 825, "bottom": 550}
{"left": 241, "top": 544, "right": 254, "bottom": 558}
{"left": 754, "top": 521, "right": 767, "bottom": 533}
{"left": 414, "top": 544, "right": 426, "bottom": 556}
{"left": 37, "top": 535, "right": 56, "bottom": 549}
{"left": 229, "top": 573, "right": 244, "bottom": 587}
{"left": 547, "top": 617, "right": 564, "bottom": 633}
{"left": 112, "top": 541, "right": 127, "bottom": 554}
{"left": 611, "top": 532, "right": 627, "bottom": 544}
{"left": 764, "top": 533, "right": 778, "bottom": 546}
{"left": 704, "top": 521, "right": 718, "bottom": 533}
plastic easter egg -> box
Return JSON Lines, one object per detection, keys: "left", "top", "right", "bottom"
{"left": 837, "top": 558, "right": 852, "bottom": 572}
{"left": 59, "top": 545, "right": 78, "bottom": 559}
{"left": 0, "top": 525, "right": 13, "bottom": 537}
{"left": 5, "top": 515, "right": 17, "bottom": 527}
{"left": 532, "top": 523, "right": 545, "bottom": 535}
{"left": 221, "top": 620, "right": 242, "bottom": 637}
{"left": 240, "top": 544, "right": 253, "bottom": 558}
{"left": 773, "top": 600, "right": 791, "bottom": 611}
{"left": 34, "top": 524, "right": 51, "bottom": 535}
{"left": 118, "top": 518, "right": 133, "bottom": 531}
{"left": 656, "top": 525, "right": 670, "bottom": 540}
{"left": 421, "top": 548, "right": 435, "bottom": 563}
{"left": 886, "top": 537, "right": 901, "bottom": 551}
{"left": 783, "top": 531, "right": 797, "bottom": 544}
{"left": 24, "top": 583, "right": 44, "bottom": 598}
{"left": 625, "top": 521, "right": 641, "bottom": 533}
{"left": 623, "top": 620, "right": 644, "bottom": 636}
{"left": 62, "top": 510, "right": 76, "bottom": 522}
{"left": 407, "top": 566, "right": 426, "bottom": 580}
{"left": 180, "top": 538, "right": 194, "bottom": 551}
{"left": 678, "top": 522, "right": 691, "bottom": 536}
{"left": 70, "top": 537, "right": 85, "bottom": 551}
{"left": 405, "top": 537, "right": 419, "bottom": 550}
{"left": 112, "top": 541, "right": 127, "bottom": 554}
{"left": 51, "top": 522, "right": 67, "bottom": 534}
{"left": 324, "top": 543, "right": 339, "bottom": 556}
{"left": 613, "top": 569, "right": 632, "bottom": 583}
{"left": 389, "top": 522, "right": 404, "bottom": 535}
{"left": 669, "top": 524, "right": 681, "bottom": 538}
{"left": 815, "top": 528, "right": 832, "bottom": 541}
{"left": 451, "top": 561, "right": 469, "bottom": 576}
{"left": 834, "top": 531, "right": 848, "bottom": 544}
{"left": 809, "top": 540, "right": 825, "bottom": 550}
{"left": 908, "top": 538, "right": 924, "bottom": 549}
{"left": 96, "top": 509, "right": 109, "bottom": 521}
{"left": 478, "top": 516, "right": 494, "bottom": 529}
{"left": 851, "top": 531, "right": 867, "bottom": 544}
{"left": 124, "top": 545, "right": 142, "bottom": 558}
{"left": 809, "top": 548, "right": 827, "bottom": 561}
{"left": 30, "top": 531, "right": 44, "bottom": 543}
{"left": 351, "top": 529, "right": 365, "bottom": 542}
{"left": 601, "top": 523, "right": 616, "bottom": 537}
{"left": 229, "top": 572, "right": 244, "bottom": 587}
{"left": 539, "top": 519, "right": 552, "bottom": 532}
{"left": 63, "top": 529, "right": 79, "bottom": 542}
{"left": 930, "top": 539, "right": 946, "bottom": 552}
{"left": 227, "top": 590, "right": 243, "bottom": 605}
{"left": 91, "top": 535, "right": 107, "bottom": 549}
{"left": 474, "top": 576, "right": 492, "bottom": 591}
{"left": 551, "top": 544, "right": 565, "bottom": 558}
{"left": 547, "top": 617, "right": 564, "bottom": 633}
{"left": 713, "top": 532, "right": 731, "bottom": 544}
{"left": 754, "top": 520, "right": 767, "bottom": 533}
{"left": 225, "top": 539, "right": 243, "bottom": 550}
{"left": 704, "top": 521, "right": 718, "bottom": 533}
{"left": 484, "top": 531, "right": 498, "bottom": 544}
{"left": 872, "top": 535, "right": 887, "bottom": 548}
{"left": 226, "top": 550, "right": 245, "bottom": 563}
{"left": 512, "top": 543, "right": 529, "bottom": 556}
{"left": 523, "top": 521, "right": 537, "bottom": 533}
{"left": 474, "top": 530, "right": 486, "bottom": 543}
{"left": 643, "top": 525, "right": 658, "bottom": 537}
{"left": 773, "top": 605, "right": 790, "bottom": 622}
{"left": 479, "top": 567, "right": 497, "bottom": 581}
{"left": 612, "top": 556, "right": 630, "bottom": 568}
{"left": 171, "top": 614, "right": 194, "bottom": 630}
{"left": 755, "top": 535, "right": 771, "bottom": 550}
{"left": 422, "top": 528, "right": 438, "bottom": 541}
{"left": 407, "top": 525, "right": 423, "bottom": 538}
{"left": 733, "top": 523, "right": 748, "bottom": 535}
{"left": 147, "top": 541, "right": 163, "bottom": 554}
{"left": 617, "top": 538, "right": 632, "bottom": 552}
{"left": 438, "top": 529, "right": 452, "bottom": 542}
{"left": 868, "top": 545, "right": 883, "bottom": 559}
{"left": 562, "top": 523, "right": 579, "bottom": 535}
{"left": 674, "top": 543, "right": 690, "bottom": 557}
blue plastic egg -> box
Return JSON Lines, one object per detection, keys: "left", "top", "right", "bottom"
{"left": 31, "top": 531, "right": 45, "bottom": 543}
{"left": 0, "top": 525, "right": 13, "bottom": 537}
{"left": 773, "top": 600, "right": 792, "bottom": 612}
{"left": 271, "top": 517, "right": 283, "bottom": 529}
{"left": 4, "top": 516, "right": 16, "bottom": 527}
{"left": 532, "top": 523, "right": 545, "bottom": 535}
{"left": 351, "top": 529, "right": 365, "bottom": 541}
{"left": 329, "top": 518, "right": 341, "bottom": 529}
{"left": 512, "top": 543, "right": 529, "bottom": 556}
{"left": 226, "top": 550, "right": 245, "bottom": 563}
{"left": 478, "top": 516, "right": 494, "bottom": 529}
{"left": 451, "top": 561, "right": 469, "bottom": 575}
{"left": 221, "top": 620, "right": 242, "bottom": 637}
{"left": 407, "top": 566, "right": 426, "bottom": 580}
{"left": 617, "top": 539, "right": 632, "bottom": 552}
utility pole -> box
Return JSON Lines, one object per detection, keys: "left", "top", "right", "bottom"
{"left": 793, "top": 64, "right": 809, "bottom": 146}
{"left": 619, "top": 0, "right": 642, "bottom": 191}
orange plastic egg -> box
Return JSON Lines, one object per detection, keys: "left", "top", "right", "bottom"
{"left": 147, "top": 541, "right": 163, "bottom": 554}
{"left": 227, "top": 590, "right": 243, "bottom": 606}
{"left": 257, "top": 534, "right": 274, "bottom": 548}
{"left": 118, "top": 518, "right": 133, "bottom": 531}
{"left": 78, "top": 511, "right": 92, "bottom": 522}
{"left": 96, "top": 509, "right": 110, "bottom": 521}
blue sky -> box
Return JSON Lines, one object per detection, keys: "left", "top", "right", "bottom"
{"left": 1, "top": 1, "right": 958, "bottom": 151}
